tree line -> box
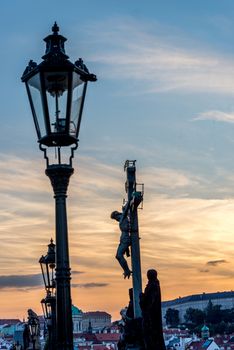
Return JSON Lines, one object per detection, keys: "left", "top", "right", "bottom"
{"left": 165, "top": 300, "right": 234, "bottom": 335}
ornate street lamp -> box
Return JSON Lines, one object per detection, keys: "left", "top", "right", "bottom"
{"left": 40, "top": 239, "right": 56, "bottom": 349}
{"left": 22, "top": 23, "right": 96, "bottom": 350}
{"left": 41, "top": 294, "right": 56, "bottom": 349}
{"left": 28, "top": 317, "right": 39, "bottom": 350}
{"left": 39, "top": 238, "right": 56, "bottom": 296}
{"left": 41, "top": 297, "right": 51, "bottom": 322}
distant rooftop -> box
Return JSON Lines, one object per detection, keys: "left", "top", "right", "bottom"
{"left": 95, "top": 333, "right": 120, "bottom": 342}
{"left": 72, "top": 305, "right": 83, "bottom": 315}
{"left": 162, "top": 291, "right": 234, "bottom": 307}
{"left": 83, "top": 311, "right": 111, "bottom": 318}
{"left": 0, "top": 319, "right": 21, "bottom": 326}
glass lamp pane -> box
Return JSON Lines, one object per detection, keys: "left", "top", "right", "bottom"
{"left": 32, "top": 324, "right": 38, "bottom": 336}
{"left": 28, "top": 74, "right": 46, "bottom": 138}
{"left": 40, "top": 257, "right": 47, "bottom": 289}
{"left": 44, "top": 72, "right": 69, "bottom": 134}
{"left": 42, "top": 263, "right": 49, "bottom": 288}
{"left": 41, "top": 300, "right": 46, "bottom": 317}
{"left": 46, "top": 302, "right": 52, "bottom": 317}
{"left": 49, "top": 264, "right": 55, "bottom": 292}
{"left": 70, "top": 72, "right": 85, "bottom": 137}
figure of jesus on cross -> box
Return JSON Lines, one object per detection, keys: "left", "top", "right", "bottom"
{"left": 110, "top": 201, "right": 132, "bottom": 279}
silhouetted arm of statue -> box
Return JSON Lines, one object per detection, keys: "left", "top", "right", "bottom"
{"left": 119, "top": 201, "right": 130, "bottom": 223}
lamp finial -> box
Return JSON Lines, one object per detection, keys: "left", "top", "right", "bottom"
{"left": 52, "top": 22, "right": 59, "bottom": 34}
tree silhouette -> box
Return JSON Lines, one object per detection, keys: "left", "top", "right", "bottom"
{"left": 165, "top": 308, "right": 180, "bottom": 327}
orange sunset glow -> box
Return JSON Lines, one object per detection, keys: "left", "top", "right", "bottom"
{"left": 0, "top": 155, "right": 234, "bottom": 320}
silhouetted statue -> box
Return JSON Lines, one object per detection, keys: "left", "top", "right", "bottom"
{"left": 126, "top": 288, "right": 134, "bottom": 320}
{"left": 27, "top": 309, "right": 38, "bottom": 320}
{"left": 111, "top": 202, "right": 132, "bottom": 279}
{"left": 23, "top": 324, "right": 30, "bottom": 350}
{"left": 118, "top": 288, "right": 144, "bottom": 350}
{"left": 140, "top": 269, "right": 166, "bottom": 350}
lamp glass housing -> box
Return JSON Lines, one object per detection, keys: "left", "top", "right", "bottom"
{"left": 25, "top": 67, "right": 87, "bottom": 147}
{"left": 29, "top": 318, "right": 38, "bottom": 337}
{"left": 41, "top": 298, "right": 52, "bottom": 319}
{"left": 39, "top": 255, "right": 55, "bottom": 295}
{"left": 22, "top": 24, "right": 96, "bottom": 148}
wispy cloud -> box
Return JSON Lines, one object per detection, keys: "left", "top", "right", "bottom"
{"left": 199, "top": 269, "right": 210, "bottom": 273}
{"left": 206, "top": 259, "right": 228, "bottom": 266}
{"left": 84, "top": 18, "right": 234, "bottom": 94}
{"left": 72, "top": 283, "right": 109, "bottom": 288}
{"left": 0, "top": 274, "right": 42, "bottom": 289}
{"left": 193, "top": 110, "right": 234, "bottom": 123}
{"left": 142, "top": 167, "right": 199, "bottom": 191}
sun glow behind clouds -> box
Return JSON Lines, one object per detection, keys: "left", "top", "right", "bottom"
{"left": 0, "top": 154, "right": 234, "bottom": 319}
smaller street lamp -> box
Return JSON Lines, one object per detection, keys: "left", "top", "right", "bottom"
{"left": 28, "top": 317, "right": 39, "bottom": 350}
{"left": 41, "top": 295, "right": 55, "bottom": 325}
{"left": 40, "top": 239, "right": 56, "bottom": 349}
{"left": 41, "top": 295, "right": 56, "bottom": 350}
{"left": 39, "top": 239, "right": 56, "bottom": 296}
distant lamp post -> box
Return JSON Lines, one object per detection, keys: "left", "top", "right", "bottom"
{"left": 22, "top": 23, "right": 96, "bottom": 350}
{"left": 40, "top": 239, "right": 56, "bottom": 349}
{"left": 28, "top": 317, "right": 39, "bottom": 350}
{"left": 41, "top": 294, "right": 56, "bottom": 349}
{"left": 41, "top": 297, "right": 52, "bottom": 321}
{"left": 39, "top": 239, "right": 56, "bottom": 295}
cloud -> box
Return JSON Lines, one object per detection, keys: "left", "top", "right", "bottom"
{"left": 193, "top": 110, "right": 234, "bottom": 123}
{"left": 72, "top": 283, "right": 109, "bottom": 288}
{"left": 206, "top": 259, "right": 228, "bottom": 267}
{"left": 0, "top": 274, "right": 42, "bottom": 289}
{"left": 142, "top": 167, "right": 199, "bottom": 191}
{"left": 71, "top": 270, "right": 84, "bottom": 275}
{"left": 84, "top": 18, "right": 234, "bottom": 94}
{"left": 199, "top": 269, "right": 210, "bottom": 273}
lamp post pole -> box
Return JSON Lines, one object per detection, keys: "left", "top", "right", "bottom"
{"left": 46, "top": 165, "right": 74, "bottom": 349}
{"left": 49, "top": 296, "right": 56, "bottom": 349}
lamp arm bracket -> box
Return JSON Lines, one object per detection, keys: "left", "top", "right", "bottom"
{"left": 69, "top": 142, "right": 78, "bottom": 166}
{"left": 39, "top": 144, "right": 49, "bottom": 167}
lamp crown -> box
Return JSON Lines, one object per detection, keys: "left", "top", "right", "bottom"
{"left": 42, "top": 22, "right": 68, "bottom": 62}
{"left": 45, "top": 238, "right": 56, "bottom": 265}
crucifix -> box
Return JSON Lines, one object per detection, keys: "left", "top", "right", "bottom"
{"left": 111, "top": 160, "right": 144, "bottom": 318}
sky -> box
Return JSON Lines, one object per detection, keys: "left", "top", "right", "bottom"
{"left": 2, "top": 0, "right": 234, "bottom": 321}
